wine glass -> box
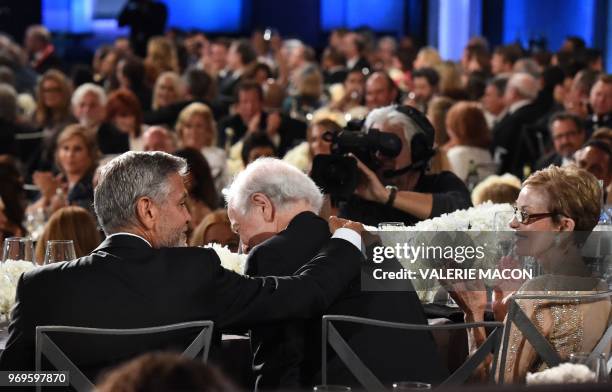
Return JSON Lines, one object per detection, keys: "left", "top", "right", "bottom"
{"left": 568, "top": 352, "right": 608, "bottom": 382}
{"left": 43, "top": 240, "right": 76, "bottom": 265}
{"left": 2, "top": 237, "right": 35, "bottom": 265}
{"left": 494, "top": 210, "right": 515, "bottom": 231}
{"left": 313, "top": 386, "right": 351, "bottom": 391}
{"left": 378, "top": 222, "right": 405, "bottom": 231}
{"left": 392, "top": 381, "right": 432, "bottom": 390}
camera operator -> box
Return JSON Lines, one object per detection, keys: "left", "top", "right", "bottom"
{"left": 339, "top": 105, "right": 472, "bottom": 226}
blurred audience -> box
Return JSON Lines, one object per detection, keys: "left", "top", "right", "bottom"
{"left": 190, "top": 209, "right": 239, "bottom": 252}
{"left": 535, "top": 112, "right": 586, "bottom": 170}
{"left": 34, "top": 206, "right": 101, "bottom": 264}
{"left": 29, "top": 124, "right": 100, "bottom": 215}
{"left": 574, "top": 140, "right": 612, "bottom": 203}
{"left": 71, "top": 83, "right": 129, "bottom": 154}
{"left": 0, "top": 155, "right": 26, "bottom": 238}
{"left": 173, "top": 148, "right": 218, "bottom": 231}
{"left": 142, "top": 125, "right": 176, "bottom": 153}
{"left": 106, "top": 89, "right": 145, "bottom": 151}
{"left": 176, "top": 102, "right": 228, "bottom": 192}
{"left": 443, "top": 101, "right": 495, "bottom": 183}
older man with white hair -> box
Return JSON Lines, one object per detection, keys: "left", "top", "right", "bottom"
{"left": 225, "top": 157, "right": 446, "bottom": 390}
{"left": 72, "top": 83, "right": 129, "bottom": 155}
{"left": 492, "top": 72, "right": 546, "bottom": 177}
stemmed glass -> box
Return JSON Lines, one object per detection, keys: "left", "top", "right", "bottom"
{"left": 494, "top": 210, "right": 515, "bottom": 231}
{"left": 43, "top": 240, "right": 76, "bottom": 265}
{"left": 2, "top": 237, "right": 35, "bottom": 265}
{"left": 392, "top": 381, "right": 432, "bottom": 390}
{"left": 568, "top": 352, "right": 609, "bottom": 382}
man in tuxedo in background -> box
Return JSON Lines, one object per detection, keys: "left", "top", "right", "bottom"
{"left": 0, "top": 151, "right": 363, "bottom": 378}
{"left": 217, "top": 81, "right": 306, "bottom": 156}
{"left": 226, "top": 158, "right": 446, "bottom": 390}
{"left": 534, "top": 112, "right": 586, "bottom": 170}
{"left": 491, "top": 72, "right": 544, "bottom": 177}
{"left": 217, "top": 39, "right": 257, "bottom": 108}
{"left": 586, "top": 74, "right": 612, "bottom": 135}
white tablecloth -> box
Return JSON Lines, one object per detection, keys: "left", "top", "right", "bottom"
{"left": 0, "top": 330, "right": 8, "bottom": 354}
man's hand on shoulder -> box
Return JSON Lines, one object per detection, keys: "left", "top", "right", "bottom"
{"left": 328, "top": 216, "right": 364, "bottom": 234}
{"left": 328, "top": 216, "right": 365, "bottom": 252}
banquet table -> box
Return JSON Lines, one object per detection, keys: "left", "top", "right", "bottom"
{"left": 0, "top": 328, "right": 7, "bottom": 354}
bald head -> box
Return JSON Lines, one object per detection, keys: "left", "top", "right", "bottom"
{"left": 143, "top": 126, "right": 175, "bottom": 153}
{"left": 366, "top": 71, "right": 398, "bottom": 109}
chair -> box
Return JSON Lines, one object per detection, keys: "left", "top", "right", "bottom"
{"left": 496, "top": 291, "right": 612, "bottom": 383}
{"left": 321, "top": 315, "right": 504, "bottom": 390}
{"left": 35, "top": 320, "right": 214, "bottom": 392}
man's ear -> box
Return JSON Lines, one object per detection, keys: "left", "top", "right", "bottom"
{"left": 135, "top": 197, "right": 158, "bottom": 230}
{"left": 251, "top": 193, "right": 275, "bottom": 222}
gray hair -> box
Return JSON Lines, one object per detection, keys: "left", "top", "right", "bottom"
{"left": 365, "top": 105, "right": 420, "bottom": 144}
{"left": 224, "top": 157, "right": 323, "bottom": 216}
{"left": 506, "top": 72, "right": 539, "bottom": 100}
{"left": 26, "top": 25, "right": 51, "bottom": 44}
{"left": 0, "top": 83, "right": 17, "bottom": 122}
{"left": 72, "top": 82, "right": 107, "bottom": 108}
{"left": 94, "top": 151, "right": 187, "bottom": 234}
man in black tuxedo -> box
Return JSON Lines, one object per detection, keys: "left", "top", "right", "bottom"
{"left": 226, "top": 158, "right": 446, "bottom": 390}
{"left": 534, "top": 112, "right": 585, "bottom": 170}
{"left": 585, "top": 75, "right": 612, "bottom": 136}
{"left": 492, "top": 73, "right": 546, "bottom": 177}
{"left": 217, "top": 81, "right": 306, "bottom": 156}
{"left": 217, "top": 39, "right": 257, "bottom": 108}
{"left": 0, "top": 151, "right": 364, "bottom": 379}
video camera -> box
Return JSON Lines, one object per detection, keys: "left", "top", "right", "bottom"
{"left": 310, "top": 126, "right": 402, "bottom": 200}
{"left": 310, "top": 105, "right": 436, "bottom": 201}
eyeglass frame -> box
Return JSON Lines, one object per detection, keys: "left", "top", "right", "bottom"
{"left": 512, "top": 206, "right": 558, "bottom": 225}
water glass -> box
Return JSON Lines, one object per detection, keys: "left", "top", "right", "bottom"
{"left": 378, "top": 222, "right": 405, "bottom": 231}
{"left": 568, "top": 352, "right": 608, "bottom": 382}
{"left": 494, "top": 210, "right": 515, "bottom": 231}
{"left": 43, "top": 240, "right": 76, "bottom": 265}
{"left": 313, "top": 385, "right": 351, "bottom": 391}
{"left": 392, "top": 381, "right": 432, "bottom": 391}
{"left": 2, "top": 237, "right": 35, "bottom": 264}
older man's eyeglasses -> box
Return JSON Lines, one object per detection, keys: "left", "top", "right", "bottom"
{"left": 513, "top": 206, "right": 557, "bottom": 225}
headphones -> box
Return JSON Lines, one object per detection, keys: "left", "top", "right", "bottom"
{"left": 382, "top": 105, "right": 437, "bottom": 178}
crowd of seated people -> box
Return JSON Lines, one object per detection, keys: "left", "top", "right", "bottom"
{"left": 0, "top": 22, "right": 611, "bottom": 390}
{"left": 1, "top": 26, "right": 610, "bottom": 228}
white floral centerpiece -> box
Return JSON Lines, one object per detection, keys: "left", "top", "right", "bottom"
{"left": 526, "top": 363, "right": 597, "bottom": 384}
{"left": 0, "top": 260, "right": 37, "bottom": 317}
{"left": 405, "top": 202, "right": 514, "bottom": 232}
{"left": 204, "top": 243, "right": 247, "bottom": 275}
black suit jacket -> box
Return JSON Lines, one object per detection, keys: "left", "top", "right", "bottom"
{"left": 97, "top": 122, "right": 130, "bottom": 155}
{"left": 217, "top": 113, "right": 306, "bottom": 156}
{"left": 535, "top": 152, "right": 563, "bottom": 171}
{"left": 492, "top": 103, "right": 546, "bottom": 177}
{"left": 0, "top": 233, "right": 362, "bottom": 379}
{"left": 247, "top": 212, "right": 446, "bottom": 390}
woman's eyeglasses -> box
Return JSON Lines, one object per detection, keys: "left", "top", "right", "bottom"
{"left": 513, "top": 206, "right": 557, "bottom": 225}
